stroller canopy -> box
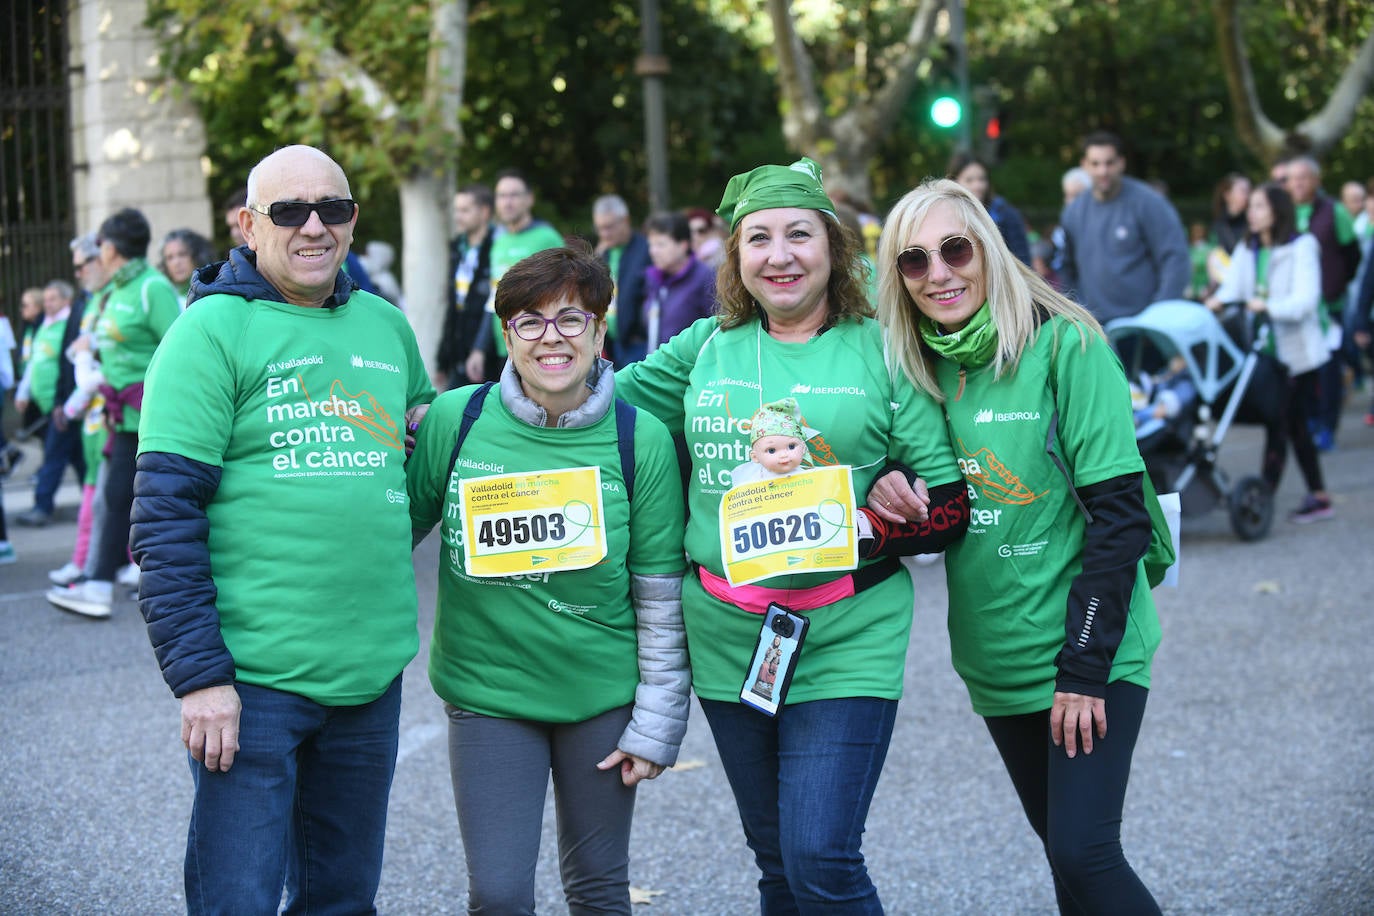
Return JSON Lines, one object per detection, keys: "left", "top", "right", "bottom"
{"left": 1105, "top": 299, "right": 1245, "bottom": 404}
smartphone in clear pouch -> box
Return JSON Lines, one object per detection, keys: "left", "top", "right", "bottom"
{"left": 739, "top": 603, "right": 809, "bottom": 717}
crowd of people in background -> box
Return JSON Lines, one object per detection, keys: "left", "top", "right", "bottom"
{"left": 1, "top": 128, "right": 1369, "bottom": 915}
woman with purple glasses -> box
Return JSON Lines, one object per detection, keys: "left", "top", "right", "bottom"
{"left": 871, "top": 178, "right": 1163, "bottom": 914}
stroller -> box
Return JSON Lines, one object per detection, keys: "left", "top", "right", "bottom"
{"left": 1105, "top": 299, "right": 1281, "bottom": 541}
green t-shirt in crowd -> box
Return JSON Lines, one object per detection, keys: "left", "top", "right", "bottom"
{"left": 485, "top": 221, "right": 565, "bottom": 357}
{"left": 138, "top": 289, "right": 436, "bottom": 705}
{"left": 95, "top": 261, "right": 182, "bottom": 432}
{"left": 933, "top": 315, "right": 1161, "bottom": 716}
{"left": 407, "top": 383, "right": 685, "bottom": 723}
{"left": 616, "top": 315, "right": 963, "bottom": 704}
{"left": 26, "top": 317, "right": 67, "bottom": 413}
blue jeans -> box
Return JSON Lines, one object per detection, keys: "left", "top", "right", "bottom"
{"left": 699, "top": 697, "right": 897, "bottom": 916}
{"left": 33, "top": 411, "right": 84, "bottom": 514}
{"left": 184, "top": 677, "right": 402, "bottom": 916}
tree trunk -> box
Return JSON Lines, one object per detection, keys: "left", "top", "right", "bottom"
{"left": 398, "top": 174, "right": 451, "bottom": 377}
{"left": 1214, "top": 0, "right": 1374, "bottom": 163}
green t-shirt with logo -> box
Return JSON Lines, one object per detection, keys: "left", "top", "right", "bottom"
{"left": 485, "top": 221, "right": 565, "bottom": 357}
{"left": 138, "top": 290, "right": 435, "bottom": 705}
{"left": 616, "top": 315, "right": 963, "bottom": 703}
{"left": 933, "top": 315, "right": 1161, "bottom": 716}
{"left": 96, "top": 261, "right": 182, "bottom": 432}
{"left": 407, "top": 384, "right": 685, "bottom": 722}
{"left": 27, "top": 318, "right": 67, "bottom": 413}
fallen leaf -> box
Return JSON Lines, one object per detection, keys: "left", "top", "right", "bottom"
{"left": 631, "top": 885, "right": 665, "bottom": 905}
{"left": 1254, "top": 580, "right": 1281, "bottom": 594}
{"left": 671, "top": 758, "right": 706, "bottom": 772}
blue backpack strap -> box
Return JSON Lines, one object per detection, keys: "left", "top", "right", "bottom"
{"left": 445, "top": 382, "right": 494, "bottom": 482}
{"left": 614, "top": 397, "right": 636, "bottom": 502}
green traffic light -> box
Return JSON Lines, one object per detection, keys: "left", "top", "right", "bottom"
{"left": 930, "top": 96, "right": 962, "bottom": 128}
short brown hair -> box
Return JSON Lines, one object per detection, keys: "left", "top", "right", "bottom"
{"left": 494, "top": 239, "right": 613, "bottom": 322}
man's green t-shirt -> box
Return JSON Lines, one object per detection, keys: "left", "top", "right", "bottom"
{"left": 407, "top": 384, "right": 685, "bottom": 723}
{"left": 616, "top": 316, "right": 963, "bottom": 704}
{"left": 95, "top": 261, "right": 182, "bottom": 432}
{"left": 138, "top": 290, "right": 435, "bottom": 705}
{"left": 934, "top": 316, "right": 1161, "bottom": 716}
{"left": 27, "top": 318, "right": 67, "bottom": 413}
{"left": 485, "top": 221, "right": 565, "bottom": 358}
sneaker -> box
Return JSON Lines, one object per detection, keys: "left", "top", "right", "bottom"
{"left": 0, "top": 446, "right": 23, "bottom": 477}
{"left": 1289, "top": 495, "right": 1334, "bottom": 524}
{"left": 116, "top": 562, "right": 140, "bottom": 587}
{"left": 0, "top": 541, "right": 15, "bottom": 565}
{"left": 14, "top": 508, "right": 52, "bottom": 527}
{"left": 47, "top": 580, "right": 113, "bottom": 619}
{"left": 48, "top": 562, "right": 85, "bottom": 586}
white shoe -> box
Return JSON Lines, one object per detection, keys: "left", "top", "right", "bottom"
{"left": 47, "top": 580, "right": 113, "bottom": 619}
{"left": 116, "top": 562, "right": 141, "bottom": 587}
{"left": 48, "top": 562, "right": 85, "bottom": 586}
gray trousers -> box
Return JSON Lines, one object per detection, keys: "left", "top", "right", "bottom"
{"left": 446, "top": 703, "right": 637, "bottom": 916}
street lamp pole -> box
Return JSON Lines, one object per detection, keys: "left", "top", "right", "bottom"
{"left": 638, "top": 0, "right": 671, "bottom": 213}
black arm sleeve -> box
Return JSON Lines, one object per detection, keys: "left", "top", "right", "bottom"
{"left": 1053, "top": 471, "right": 1151, "bottom": 697}
{"left": 130, "top": 451, "right": 235, "bottom": 698}
{"left": 858, "top": 479, "right": 969, "bottom": 559}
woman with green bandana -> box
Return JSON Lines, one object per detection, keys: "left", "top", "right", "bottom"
{"left": 873, "top": 178, "right": 1162, "bottom": 914}
{"left": 616, "top": 159, "right": 968, "bottom": 914}
{"left": 408, "top": 242, "right": 689, "bottom": 915}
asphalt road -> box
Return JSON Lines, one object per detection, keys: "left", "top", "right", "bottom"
{"left": 2, "top": 401, "right": 1371, "bottom": 915}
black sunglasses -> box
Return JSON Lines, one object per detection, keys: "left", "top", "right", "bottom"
{"left": 895, "top": 236, "right": 976, "bottom": 281}
{"left": 248, "top": 198, "right": 357, "bottom": 227}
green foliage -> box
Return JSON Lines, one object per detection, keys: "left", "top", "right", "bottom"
{"left": 146, "top": 0, "right": 1374, "bottom": 249}
{"left": 146, "top": 0, "right": 786, "bottom": 251}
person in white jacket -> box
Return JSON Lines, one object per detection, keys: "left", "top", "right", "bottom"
{"left": 1206, "top": 182, "right": 1333, "bottom": 523}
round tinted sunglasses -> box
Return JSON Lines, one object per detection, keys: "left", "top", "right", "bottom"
{"left": 248, "top": 198, "right": 357, "bottom": 227}
{"left": 895, "top": 236, "right": 976, "bottom": 281}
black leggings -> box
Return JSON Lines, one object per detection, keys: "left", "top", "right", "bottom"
{"left": 93, "top": 431, "right": 137, "bottom": 581}
{"left": 983, "top": 681, "right": 1160, "bottom": 915}
{"left": 1262, "top": 364, "right": 1325, "bottom": 495}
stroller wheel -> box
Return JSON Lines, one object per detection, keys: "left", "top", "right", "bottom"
{"left": 1229, "top": 476, "right": 1273, "bottom": 541}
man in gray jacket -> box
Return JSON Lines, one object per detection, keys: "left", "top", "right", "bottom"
{"left": 1059, "top": 130, "right": 1190, "bottom": 323}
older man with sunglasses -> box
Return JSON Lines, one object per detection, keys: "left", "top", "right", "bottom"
{"left": 128, "top": 145, "right": 434, "bottom": 915}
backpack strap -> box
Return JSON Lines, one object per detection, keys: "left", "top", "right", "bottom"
{"left": 445, "top": 381, "right": 494, "bottom": 483}
{"left": 614, "top": 397, "right": 637, "bottom": 502}
{"left": 444, "top": 382, "right": 637, "bottom": 502}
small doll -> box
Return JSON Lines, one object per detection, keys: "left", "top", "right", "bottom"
{"left": 731, "top": 397, "right": 810, "bottom": 485}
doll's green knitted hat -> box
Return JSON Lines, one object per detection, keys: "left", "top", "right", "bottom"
{"left": 749, "top": 397, "right": 806, "bottom": 444}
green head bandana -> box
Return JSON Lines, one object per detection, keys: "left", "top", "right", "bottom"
{"left": 716, "top": 157, "right": 836, "bottom": 231}
{"left": 918, "top": 301, "right": 999, "bottom": 368}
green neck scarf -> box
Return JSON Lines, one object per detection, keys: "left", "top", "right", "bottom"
{"left": 918, "top": 302, "right": 998, "bottom": 367}
{"left": 111, "top": 258, "right": 149, "bottom": 289}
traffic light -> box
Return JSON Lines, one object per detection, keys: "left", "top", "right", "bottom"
{"left": 929, "top": 95, "right": 963, "bottom": 129}
{"left": 973, "top": 85, "right": 1002, "bottom": 163}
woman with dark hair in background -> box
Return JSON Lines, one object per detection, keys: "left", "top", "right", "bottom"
{"left": 948, "top": 150, "right": 1032, "bottom": 266}
{"left": 159, "top": 229, "right": 218, "bottom": 306}
{"left": 1206, "top": 182, "right": 1332, "bottom": 523}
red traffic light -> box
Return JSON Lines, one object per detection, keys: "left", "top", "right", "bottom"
{"left": 984, "top": 115, "right": 1001, "bottom": 140}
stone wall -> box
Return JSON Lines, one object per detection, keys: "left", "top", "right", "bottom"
{"left": 67, "top": 0, "right": 213, "bottom": 256}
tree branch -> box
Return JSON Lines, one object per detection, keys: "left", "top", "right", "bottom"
{"left": 869, "top": 0, "right": 943, "bottom": 137}
{"left": 1212, "top": 0, "right": 1293, "bottom": 162}
{"left": 1296, "top": 24, "right": 1374, "bottom": 155}
{"left": 767, "top": 0, "right": 827, "bottom": 150}
{"left": 273, "top": 13, "right": 400, "bottom": 123}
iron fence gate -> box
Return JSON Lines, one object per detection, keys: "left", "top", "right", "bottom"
{"left": 1, "top": 1, "right": 75, "bottom": 331}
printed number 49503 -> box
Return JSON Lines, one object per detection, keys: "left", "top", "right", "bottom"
{"left": 477, "top": 512, "right": 567, "bottom": 548}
